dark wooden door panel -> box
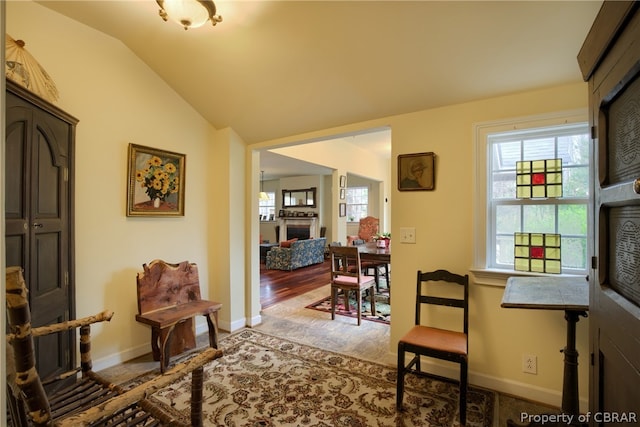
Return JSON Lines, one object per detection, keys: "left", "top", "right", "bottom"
{"left": 5, "top": 108, "right": 30, "bottom": 280}
{"left": 579, "top": 1, "right": 640, "bottom": 420}
{"left": 35, "top": 315, "right": 70, "bottom": 383}
{"left": 5, "top": 236, "right": 25, "bottom": 270}
{"left": 598, "top": 336, "right": 640, "bottom": 425}
{"left": 5, "top": 81, "right": 77, "bottom": 394}
{"left": 35, "top": 131, "right": 62, "bottom": 216}
{"left": 606, "top": 207, "right": 640, "bottom": 305}
{"left": 5, "top": 118, "right": 27, "bottom": 219}
{"left": 32, "top": 232, "right": 66, "bottom": 325}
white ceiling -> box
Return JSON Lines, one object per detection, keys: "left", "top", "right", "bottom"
{"left": 261, "top": 128, "right": 391, "bottom": 179}
{"left": 35, "top": 0, "right": 602, "bottom": 177}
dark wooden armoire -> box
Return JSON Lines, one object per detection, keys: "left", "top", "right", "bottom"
{"left": 578, "top": 1, "right": 640, "bottom": 420}
{"left": 5, "top": 78, "right": 78, "bottom": 392}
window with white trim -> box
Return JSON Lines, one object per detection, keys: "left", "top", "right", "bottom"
{"left": 346, "top": 187, "right": 368, "bottom": 221}
{"left": 259, "top": 192, "right": 276, "bottom": 221}
{"left": 474, "top": 113, "right": 591, "bottom": 280}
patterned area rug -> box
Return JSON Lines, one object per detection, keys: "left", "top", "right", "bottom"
{"left": 305, "top": 292, "right": 391, "bottom": 324}
{"left": 131, "top": 329, "right": 494, "bottom": 426}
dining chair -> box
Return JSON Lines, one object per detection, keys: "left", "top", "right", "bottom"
{"left": 346, "top": 216, "right": 379, "bottom": 245}
{"left": 396, "top": 269, "right": 469, "bottom": 425}
{"left": 350, "top": 238, "right": 390, "bottom": 294}
{"left": 329, "top": 246, "right": 376, "bottom": 326}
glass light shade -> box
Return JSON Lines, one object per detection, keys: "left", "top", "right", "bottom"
{"left": 259, "top": 192, "right": 269, "bottom": 201}
{"left": 157, "top": 0, "right": 221, "bottom": 30}
{"left": 164, "top": 0, "right": 209, "bottom": 28}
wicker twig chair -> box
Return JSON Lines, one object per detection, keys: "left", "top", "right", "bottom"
{"left": 6, "top": 266, "right": 223, "bottom": 427}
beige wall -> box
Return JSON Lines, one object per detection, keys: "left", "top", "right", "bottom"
{"left": 251, "top": 83, "right": 590, "bottom": 408}
{"left": 5, "top": 0, "right": 589, "bottom": 410}
{"left": 5, "top": 1, "right": 242, "bottom": 367}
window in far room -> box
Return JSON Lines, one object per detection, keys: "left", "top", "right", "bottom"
{"left": 473, "top": 112, "right": 590, "bottom": 284}
{"left": 259, "top": 192, "right": 276, "bottom": 221}
{"left": 346, "top": 186, "right": 368, "bottom": 221}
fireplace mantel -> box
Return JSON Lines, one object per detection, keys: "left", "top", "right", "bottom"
{"left": 279, "top": 217, "right": 319, "bottom": 241}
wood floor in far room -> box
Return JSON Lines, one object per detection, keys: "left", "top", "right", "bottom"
{"left": 260, "top": 259, "right": 331, "bottom": 309}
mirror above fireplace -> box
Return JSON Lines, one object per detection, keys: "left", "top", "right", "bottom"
{"left": 282, "top": 187, "right": 316, "bottom": 208}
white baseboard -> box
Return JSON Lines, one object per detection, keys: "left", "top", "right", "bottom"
{"left": 397, "top": 356, "right": 588, "bottom": 412}
{"left": 247, "top": 314, "right": 263, "bottom": 328}
{"left": 214, "top": 317, "right": 247, "bottom": 333}
{"left": 93, "top": 342, "right": 149, "bottom": 373}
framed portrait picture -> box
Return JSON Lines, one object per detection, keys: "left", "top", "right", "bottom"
{"left": 339, "top": 175, "right": 346, "bottom": 188}
{"left": 398, "top": 152, "right": 435, "bottom": 191}
{"left": 340, "top": 188, "right": 345, "bottom": 200}
{"left": 127, "top": 143, "right": 186, "bottom": 216}
{"left": 339, "top": 203, "right": 346, "bottom": 217}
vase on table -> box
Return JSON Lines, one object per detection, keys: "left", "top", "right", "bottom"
{"left": 153, "top": 197, "right": 160, "bottom": 208}
{"left": 376, "top": 238, "right": 390, "bottom": 248}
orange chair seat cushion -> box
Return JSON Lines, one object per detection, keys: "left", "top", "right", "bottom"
{"left": 399, "top": 325, "right": 468, "bottom": 356}
{"left": 333, "top": 274, "right": 375, "bottom": 287}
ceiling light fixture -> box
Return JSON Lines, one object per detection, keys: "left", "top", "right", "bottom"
{"left": 156, "top": 0, "right": 222, "bottom": 30}
{"left": 259, "top": 171, "right": 269, "bottom": 201}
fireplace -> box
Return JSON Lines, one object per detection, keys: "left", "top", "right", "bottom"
{"left": 279, "top": 218, "right": 319, "bottom": 242}
{"left": 287, "top": 226, "right": 311, "bottom": 240}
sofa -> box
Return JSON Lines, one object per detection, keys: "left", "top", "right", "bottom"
{"left": 266, "top": 238, "right": 327, "bottom": 271}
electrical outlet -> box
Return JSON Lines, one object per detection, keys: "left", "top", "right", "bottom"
{"left": 400, "top": 227, "right": 416, "bottom": 243}
{"left": 523, "top": 354, "right": 537, "bottom": 374}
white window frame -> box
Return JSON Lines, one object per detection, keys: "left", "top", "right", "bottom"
{"left": 259, "top": 191, "right": 276, "bottom": 221}
{"left": 346, "top": 186, "right": 369, "bottom": 222}
{"left": 471, "top": 110, "right": 591, "bottom": 286}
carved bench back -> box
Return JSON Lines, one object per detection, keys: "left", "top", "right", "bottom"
{"left": 136, "top": 260, "right": 202, "bottom": 315}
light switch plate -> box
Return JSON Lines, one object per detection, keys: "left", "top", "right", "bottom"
{"left": 400, "top": 227, "right": 416, "bottom": 243}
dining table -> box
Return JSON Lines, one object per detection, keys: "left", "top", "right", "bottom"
{"left": 357, "top": 242, "right": 391, "bottom": 291}
{"left": 357, "top": 241, "right": 391, "bottom": 263}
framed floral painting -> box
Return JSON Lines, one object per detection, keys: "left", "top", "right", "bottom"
{"left": 127, "top": 144, "right": 185, "bottom": 216}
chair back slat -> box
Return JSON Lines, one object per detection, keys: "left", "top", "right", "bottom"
{"left": 415, "top": 269, "right": 469, "bottom": 336}
{"left": 330, "top": 246, "right": 363, "bottom": 279}
{"left": 419, "top": 295, "right": 464, "bottom": 308}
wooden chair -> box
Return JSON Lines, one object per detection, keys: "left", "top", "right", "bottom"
{"left": 135, "top": 260, "right": 222, "bottom": 373}
{"left": 6, "top": 266, "right": 223, "bottom": 427}
{"left": 329, "top": 246, "right": 376, "bottom": 326}
{"left": 350, "top": 239, "right": 390, "bottom": 294}
{"left": 346, "top": 216, "right": 379, "bottom": 246}
{"left": 396, "top": 269, "right": 469, "bottom": 425}
{"left": 348, "top": 217, "right": 390, "bottom": 291}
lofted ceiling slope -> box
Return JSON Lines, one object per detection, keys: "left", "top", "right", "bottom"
{"left": 36, "top": 1, "right": 602, "bottom": 146}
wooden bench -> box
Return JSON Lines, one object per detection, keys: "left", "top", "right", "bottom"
{"left": 135, "top": 260, "right": 222, "bottom": 373}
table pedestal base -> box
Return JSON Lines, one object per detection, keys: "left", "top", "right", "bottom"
{"left": 506, "top": 309, "right": 588, "bottom": 427}
{"left": 561, "top": 310, "right": 587, "bottom": 417}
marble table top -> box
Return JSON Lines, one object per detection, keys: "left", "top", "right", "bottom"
{"left": 501, "top": 276, "right": 589, "bottom": 311}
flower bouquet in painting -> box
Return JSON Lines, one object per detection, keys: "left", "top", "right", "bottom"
{"left": 136, "top": 156, "right": 180, "bottom": 208}
{"left": 127, "top": 144, "right": 185, "bottom": 217}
